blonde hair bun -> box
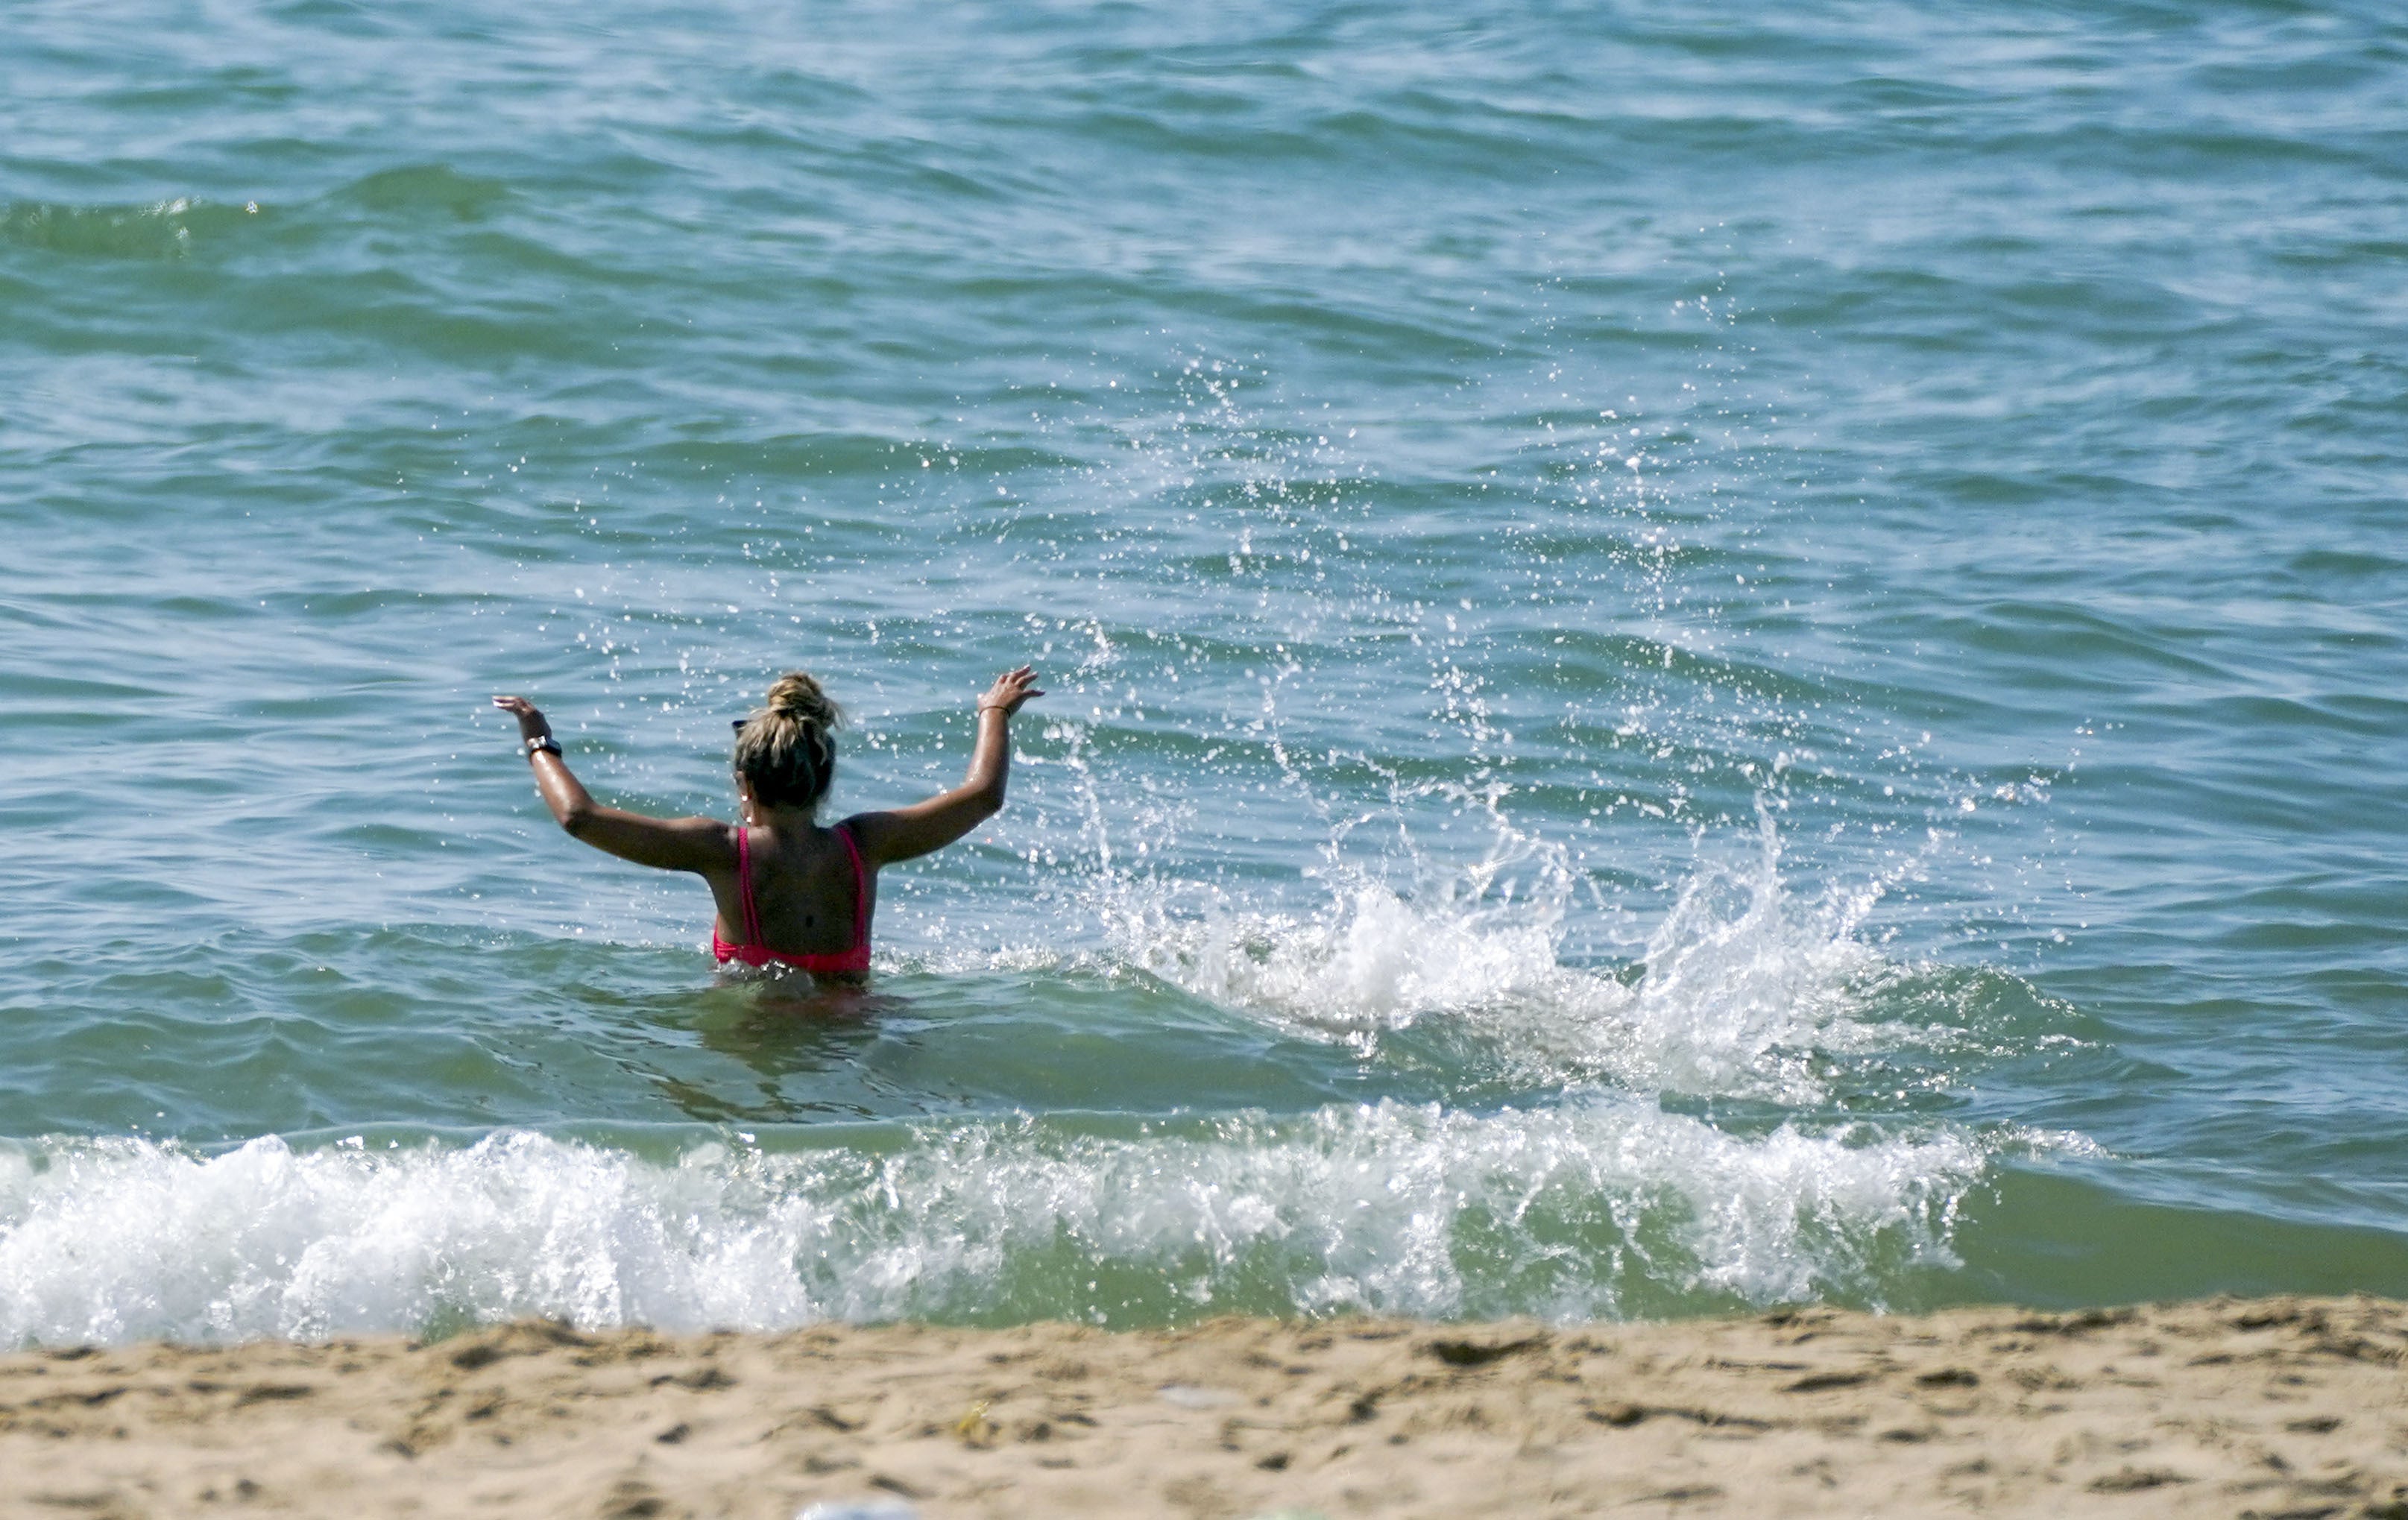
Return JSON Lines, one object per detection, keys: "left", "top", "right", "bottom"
{"left": 735, "top": 670, "right": 843, "bottom": 811}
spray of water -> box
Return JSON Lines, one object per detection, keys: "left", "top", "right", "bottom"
{"left": 980, "top": 790, "right": 1960, "bottom": 1114}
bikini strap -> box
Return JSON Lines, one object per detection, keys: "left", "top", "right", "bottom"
{"left": 734, "top": 824, "right": 765, "bottom": 947}
{"left": 836, "top": 822, "right": 868, "bottom": 950}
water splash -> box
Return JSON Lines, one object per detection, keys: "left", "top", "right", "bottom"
{"left": 1085, "top": 806, "right": 1952, "bottom": 1106}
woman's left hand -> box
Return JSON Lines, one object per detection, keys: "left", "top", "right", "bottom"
{"left": 492, "top": 694, "right": 553, "bottom": 743}
{"left": 977, "top": 665, "right": 1044, "bottom": 718}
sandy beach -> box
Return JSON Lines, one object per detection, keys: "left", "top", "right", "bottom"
{"left": 3, "top": 1296, "right": 2403, "bottom": 1519}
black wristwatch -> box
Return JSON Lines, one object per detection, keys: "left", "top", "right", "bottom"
{"left": 525, "top": 735, "right": 563, "bottom": 758}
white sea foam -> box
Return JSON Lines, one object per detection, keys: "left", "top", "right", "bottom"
{"left": 1, "top": 1097, "right": 1988, "bottom": 1347}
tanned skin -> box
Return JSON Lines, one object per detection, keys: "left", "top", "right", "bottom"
{"left": 491, "top": 666, "right": 1042, "bottom": 981}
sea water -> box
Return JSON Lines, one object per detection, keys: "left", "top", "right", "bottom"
{"left": 3, "top": 0, "right": 2405, "bottom": 1346}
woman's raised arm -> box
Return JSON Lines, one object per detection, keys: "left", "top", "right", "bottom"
{"left": 848, "top": 666, "right": 1041, "bottom": 867}
{"left": 492, "top": 695, "right": 730, "bottom": 872}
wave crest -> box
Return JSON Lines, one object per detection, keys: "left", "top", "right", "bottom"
{"left": 2, "top": 1099, "right": 1990, "bottom": 1346}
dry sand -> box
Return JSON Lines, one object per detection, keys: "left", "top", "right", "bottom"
{"left": 3, "top": 1296, "right": 2404, "bottom": 1519}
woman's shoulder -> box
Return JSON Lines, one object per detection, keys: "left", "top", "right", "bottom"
{"left": 830, "top": 812, "right": 877, "bottom": 847}
{"left": 830, "top": 810, "right": 898, "bottom": 865}
{"left": 675, "top": 814, "right": 744, "bottom": 863}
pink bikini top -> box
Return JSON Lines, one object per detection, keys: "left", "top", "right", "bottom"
{"left": 711, "top": 822, "right": 872, "bottom": 976}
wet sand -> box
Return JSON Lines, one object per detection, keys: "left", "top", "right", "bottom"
{"left": 3, "top": 1296, "right": 2403, "bottom": 1519}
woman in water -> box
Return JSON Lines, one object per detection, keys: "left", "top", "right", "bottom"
{"left": 492, "top": 665, "right": 1041, "bottom": 981}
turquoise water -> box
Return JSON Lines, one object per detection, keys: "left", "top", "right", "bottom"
{"left": 4, "top": 0, "right": 2406, "bottom": 1344}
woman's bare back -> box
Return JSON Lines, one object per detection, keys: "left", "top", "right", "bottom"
{"left": 707, "top": 819, "right": 875, "bottom": 959}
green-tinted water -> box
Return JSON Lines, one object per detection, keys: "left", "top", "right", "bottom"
{"left": 4, "top": 0, "right": 2405, "bottom": 1343}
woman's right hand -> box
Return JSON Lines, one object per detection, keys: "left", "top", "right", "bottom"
{"left": 977, "top": 665, "right": 1043, "bottom": 718}
{"left": 492, "top": 694, "right": 553, "bottom": 742}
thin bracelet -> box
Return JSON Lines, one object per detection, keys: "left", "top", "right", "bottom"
{"left": 977, "top": 702, "right": 1011, "bottom": 715}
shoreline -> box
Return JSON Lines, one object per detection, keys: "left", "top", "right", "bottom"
{"left": 3, "top": 1296, "right": 2402, "bottom": 1519}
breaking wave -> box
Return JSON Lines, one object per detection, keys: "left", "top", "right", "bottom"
{"left": 1, "top": 1100, "right": 1995, "bottom": 1347}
